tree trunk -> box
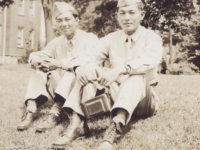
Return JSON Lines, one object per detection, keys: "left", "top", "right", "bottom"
{"left": 44, "top": 17, "right": 55, "bottom": 43}
{"left": 169, "top": 25, "right": 173, "bottom": 64}
{"left": 41, "top": 0, "right": 55, "bottom": 44}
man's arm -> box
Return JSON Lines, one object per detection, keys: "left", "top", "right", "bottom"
{"left": 73, "top": 36, "right": 110, "bottom": 86}
{"left": 126, "top": 33, "right": 163, "bottom": 75}
{"left": 29, "top": 39, "right": 56, "bottom": 68}
{"left": 68, "top": 35, "right": 110, "bottom": 71}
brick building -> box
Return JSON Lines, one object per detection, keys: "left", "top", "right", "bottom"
{"left": 0, "top": 0, "right": 41, "bottom": 63}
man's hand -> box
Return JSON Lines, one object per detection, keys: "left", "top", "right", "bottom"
{"left": 30, "top": 56, "right": 44, "bottom": 69}
{"left": 75, "top": 63, "right": 102, "bottom": 86}
{"left": 97, "top": 66, "right": 127, "bottom": 86}
{"left": 42, "top": 58, "right": 61, "bottom": 71}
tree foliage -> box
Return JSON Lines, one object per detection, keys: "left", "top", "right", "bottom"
{"left": 143, "top": 0, "right": 196, "bottom": 31}
{"left": 93, "top": 0, "right": 119, "bottom": 37}
{"left": 0, "top": 0, "right": 14, "bottom": 8}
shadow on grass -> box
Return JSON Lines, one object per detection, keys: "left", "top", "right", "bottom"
{"left": 86, "top": 114, "right": 154, "bottom": 141}
{"left": 19, "top": 99, "right": 69, "bottom": 123}
{"left": 87, "top": 114, "right": 111, "bottom": 139}
{"left": 19, "top": 100, "right": 151, "bottom": 142}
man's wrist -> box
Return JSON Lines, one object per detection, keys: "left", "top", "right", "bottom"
{"left": 124, "top": 64, "right": 131, "bottom": 74}
{"left": 57, "top": 60, "right": 62, "bottom": 69}
{"left": 114, "top": 66, "right": 127, "bottom": 75}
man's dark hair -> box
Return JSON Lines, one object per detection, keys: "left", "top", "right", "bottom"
{"left": 137, "top": 2, "right": 144, "bottom": 11}
{"left": 70, "top": 9, "right": 79, "bottom": 19}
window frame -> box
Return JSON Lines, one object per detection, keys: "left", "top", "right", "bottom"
{"left": 18, "top": 0, "right": 25, "bottom": 16}
{"left": 29, "top": 0, "right": 36, "bottom": 17}
{"left": 30, "top": 30, "right": 34, "bottom": 48}
{"left": 17, "top": 27, "right": 24, "bottom": 48}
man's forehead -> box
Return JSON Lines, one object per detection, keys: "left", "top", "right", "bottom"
{"left": 56, "top": 11, "right": 74, "bottom": 19}
{"left": 117, "top": 0, "right": 141, "bottom": 7}
{"left": 118, "top": 4, "right": 139, "bottom": 11}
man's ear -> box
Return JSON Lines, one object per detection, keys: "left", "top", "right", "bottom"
{"left": 140, "top": 11, "right": 145, "bottom": 21}
{"left": 76, "top": 17, "right": 80, "bottom": 24}
{"left": 76, "top": 17, "right": 80, "bottom": 23}
{"left": 115, "top": 12, "right": 119, "bottom": 22}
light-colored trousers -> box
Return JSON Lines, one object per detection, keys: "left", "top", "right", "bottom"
{"left": 24, "top": 69, "right": 76, "bottom": 106}
{"left": 61, "top": 69, "right": 159, "bottom": 125}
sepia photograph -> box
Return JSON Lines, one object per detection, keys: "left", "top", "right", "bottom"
{"left": 0, "top": 0, "right": 200, "bottom": 149}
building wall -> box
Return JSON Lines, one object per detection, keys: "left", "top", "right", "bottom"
{"left": 0, "top": 0, "right": 41, "bottom": 57}
{"left": 0, "top": 7, "right": 5, "bottom": 55}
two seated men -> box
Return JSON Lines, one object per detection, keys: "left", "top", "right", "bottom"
{"left": 18, "top": 0, "right": 163, "bottom": 149}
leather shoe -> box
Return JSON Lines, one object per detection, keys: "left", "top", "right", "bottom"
{"left": 97, "top": 121, "right": 123, "bottom": 150}
{"left": 36, "top": 113, "right": 61, "bottom": 132}
{"left": 52, "top": 117, "right": 90, "bottom": 149}
{"left": 17, "top": 112, "right": 34, "bottom": 131}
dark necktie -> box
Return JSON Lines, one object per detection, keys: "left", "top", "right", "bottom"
{"left": 125, "top": 36, "right": 132, "bottom": 60}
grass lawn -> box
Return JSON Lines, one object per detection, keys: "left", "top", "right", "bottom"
{"left": 0, "top": 64, "right": 200, "bottom": 150}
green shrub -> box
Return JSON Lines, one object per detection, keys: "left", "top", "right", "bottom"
{"left": 167, "top": 62, "right": 199, "bottom": 75}
{"left": 18, "top": 39, "right": 40, "bottom": 64}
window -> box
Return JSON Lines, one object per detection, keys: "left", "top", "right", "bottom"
{"left": 0, "top": 26, "right": 2, "bottom": 47}
{"left": 17, "top": 27, "right": 24, "bottom": 47}
{"left": 18, "top": 0, "right": 25, "bottom": 15}
{"left": 29, "top": 0, "right": 35, "bottom": 17}
{"left": 30, "top": 30, "right": 34, "bottom": 48}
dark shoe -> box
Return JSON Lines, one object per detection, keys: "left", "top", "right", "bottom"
{"left": 17, "top": 112, "right": 34, "bottom": 131}
{"left": 52, "top": 119, "right": 90, "bottom": 149}
{"left": 36, "top": 113, "right": 61, "bottom": 132}
{"left": 97, "top": 121, "right": 123, "bottom": 150}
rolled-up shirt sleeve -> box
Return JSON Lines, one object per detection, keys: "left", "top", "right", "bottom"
{"left": 83, "top": 36, "right": 110, "bottom": 65}
{"left": 126, "top": 33, "right": 163, "bottom": 75}
{"left": 28, "top": 39, "right": 56, "bottom": 64}
{"left": 60, "top": 57, "right": 75, "bottom": 70}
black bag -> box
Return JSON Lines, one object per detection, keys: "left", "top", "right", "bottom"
{"left": 81, "top": 88, "right": 111, "bottom": 120}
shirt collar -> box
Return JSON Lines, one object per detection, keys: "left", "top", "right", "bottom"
{"left": 70, "top": 29, "right": 80, "bottom": 45}
{"left": 121, "top": 25, "right": 144, "bottom": 43}
{"left": 63, "top": 29, "right": 80, "bottom": 45}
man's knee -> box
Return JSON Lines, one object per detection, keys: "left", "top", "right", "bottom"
{"left": 63, "top": 71, "right": 75, "bottom": 80}
{"left": 84, "top": 62, "right": 100, "bottom": 73}
{"left": 128, "top": 75, "right": 144, "bottom": 82}
{"left": 121, "top": 75, "right": 145, "bottom": 88}
{"left": 26, "top": 67, "right": 49, "bottom": 83}
{"left": 58, "top": 71, "right": 76, "bottom": 86}
{"left": 82, "top": 83, "right": 97, "bottom": 102}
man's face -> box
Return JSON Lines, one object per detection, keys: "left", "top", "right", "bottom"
{"left": 56, "top": 11, "right": 79, "bottom": 38}
{"left": 117, "top": 4, "right": 144, "bottom": 35}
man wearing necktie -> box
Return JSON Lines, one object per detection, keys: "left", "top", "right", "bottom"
{"left": 17, "top": 2, "right": 98, "bottom": 133}
{"left": 52, "top": 0, "right": 163, "bottom": 149}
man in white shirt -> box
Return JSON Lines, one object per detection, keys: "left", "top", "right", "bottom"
{"left": 17, "top": 2, "right": 98, "bottom": 133}
{"left": 52, "top": 0, "right": 163, "bottom": 149}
